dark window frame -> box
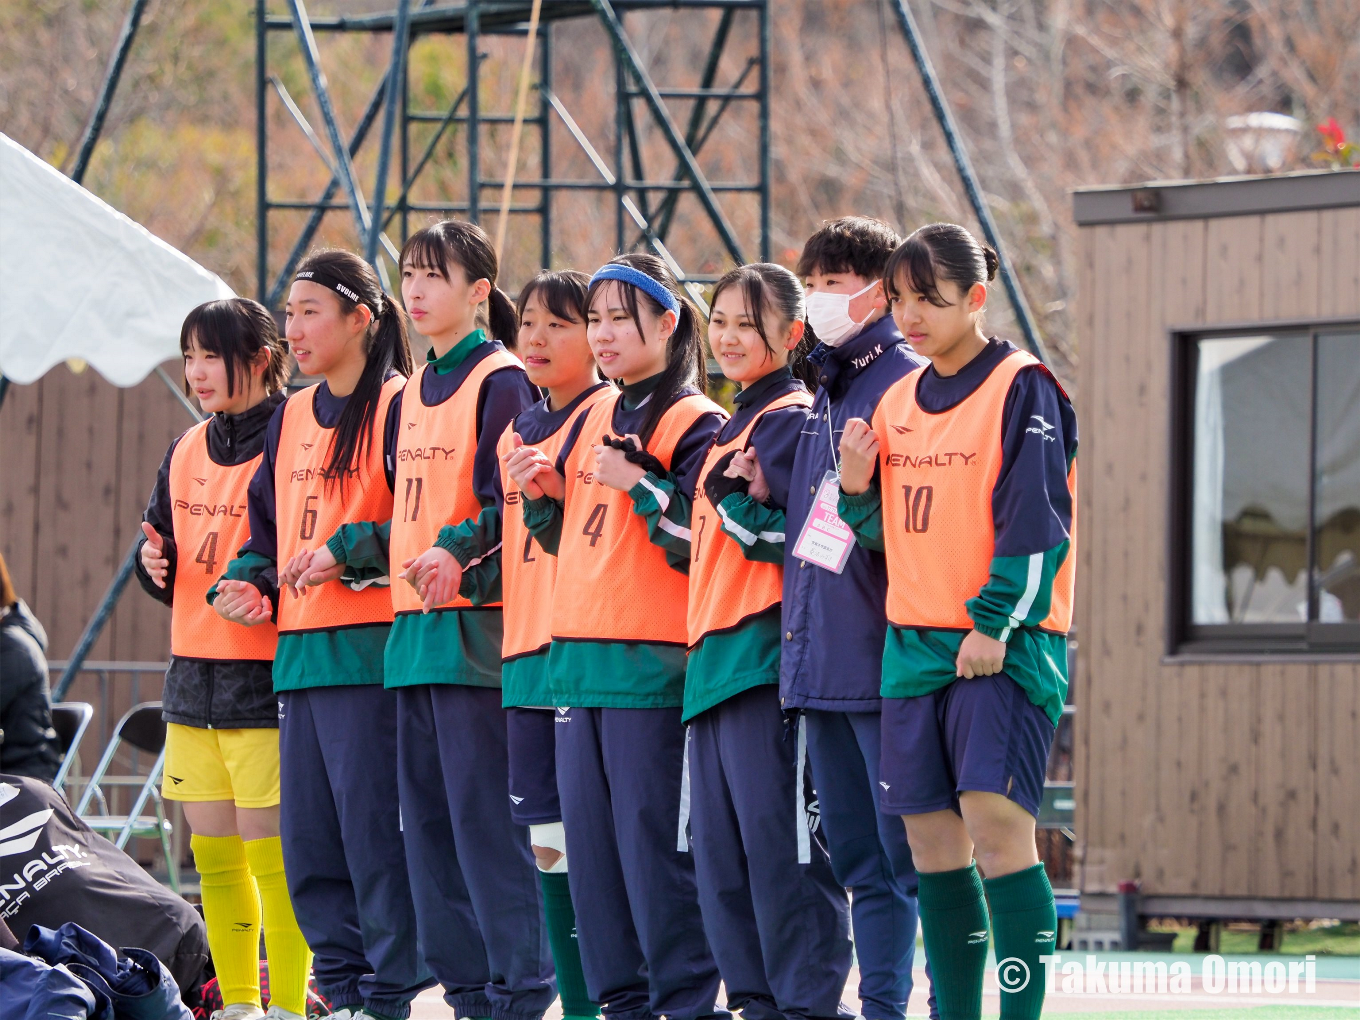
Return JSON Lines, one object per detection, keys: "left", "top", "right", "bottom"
{"left": 1167, "top": 316, "right": 1360, "bottom": 658}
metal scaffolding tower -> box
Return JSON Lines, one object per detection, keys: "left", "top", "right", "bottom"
{"left": 255, "top": 0, "right": 772, "bottom": 308}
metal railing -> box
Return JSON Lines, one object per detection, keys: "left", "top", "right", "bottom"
{"left": 47, "top": 659, "right": 187, "bottom": 885}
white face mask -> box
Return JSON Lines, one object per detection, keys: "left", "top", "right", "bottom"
{"left": 805, "top": 279, "right": 880, "bottom": 347}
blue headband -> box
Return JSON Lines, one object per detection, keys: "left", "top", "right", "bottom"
{"left": 589, "top": 263, "right": 681, "bottom": 316}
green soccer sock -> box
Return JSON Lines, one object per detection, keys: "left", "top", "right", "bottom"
{"left": 984, "top": 863, "right": 1056, "bottom": 1020}
{"left": 917, "top": 864, "right": 991, "bottom": 1020}
{"left": 539, "top": 870, "right": 599, "bottom": 1019}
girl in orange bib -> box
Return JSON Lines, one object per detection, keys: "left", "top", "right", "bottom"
{"left": 505, "top": 254, "right": 726, "bottom": 1020}
{"left": 137, "top": 298, "right": 309, "bottom": 1020}
{"left": 837, "top": 224, "right": 1076, "bottom": 1020}
{"left": 681, "top": 263, "right": 853, "bottom": 1019}
{"left": 495, "top": 270, "right": 611, "bottom": 1020}
{"left": 286, "top": 222, "right": 551, "bottom": 1020}
{"left": 211, "top": 249, "right": 429, "bottom": 1020}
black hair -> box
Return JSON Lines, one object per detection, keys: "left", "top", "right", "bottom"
{"left": 585, "top": 253, "right": 703, "bottom": 447}
{"left": 795, "top": 216, "right": 902, "bottom": 281}
{"left": 180, "top": 298, "right": 290, "bottom": 397}
{"left": 883, "top": 222, "right": 999, "bottom": 308}
{"left": 293, "top": 248, "right": 413, "bottom": 493}
{"left": 400, "top": 219, "right": 518, "bottom": 349}
{"left": 517, "top": 269, "right": 591, "bottom": 325}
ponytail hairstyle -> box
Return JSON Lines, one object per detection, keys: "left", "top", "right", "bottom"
{"left": 711, "top": 262, "right": 809, "bottom": 377}
{"left": 400, "top": 219, "right": 518, "bottom": 348}
{"left": 179, "top": 297, "right": 290, "bottom": 397}
{"left": 516, "top": 269, "right": 591, "bottom": 325}
{"left": 585, "top": 253, "right": 704, "bottom": 447}
{"left": 883, "top": 222, "right": 999, "bottom": 309}
{"left": 293, "top": 248, "right": 413, "bottom": 493}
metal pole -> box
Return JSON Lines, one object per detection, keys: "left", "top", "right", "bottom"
{"left": 286, "top": 0, "right": 375, "bottom": 242}
{"left": 368, "top": 0, "right": 413, "bottom": 265}
{"left": 53, "top": 541, "right": 138, "bottom": 703}
{"left": 613, "top": 34, "right": 627, "bottom": 252}
{"left": 887, "top": 0, "right": 1049, "bottom": 364}
{"left": 591, "top": 0, "right": 746, "bottom": 264}
{"left": 466, "top": 1, "right": 481, "bottom": 224}
{"left": 267, "top": 69, "right": 403, "bottom": 269}
{"left": 268, "top": 79, "right": 393, "bottom": 307}
{"left": 758, "top": 0, "right": 771, "bottom": 262}
{"left": 265, "top": 0, "right": 438, "bottom": 305}
{"left": 622, "top": 76, "right": 652, "bottom": 228}
{"left": 493, "top": 0, "right": 545, "bottom": 260}
{"left": 384, "top": 89, "right": 469, "bottom": 231}
{"left": 256, "top": 0, "right": 268, "bottom": 301}
{"left": 539, "top": 23, "right": 553, "bottom": 269}
{"left": 70, "top": 0, "right": 150, "bottom": 184}
{"left": 400, "top": 18, "right": 411, "bottom": 245}
{"left": 541, "top": 88, "right": 707, "bottom": 313}
{"left": 155, "top": 366, "right": 207, "bottom": 423}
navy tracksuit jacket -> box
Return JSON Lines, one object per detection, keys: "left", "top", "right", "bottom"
{"left": 780, "top": 315, "right": 935, "bottom": 1020}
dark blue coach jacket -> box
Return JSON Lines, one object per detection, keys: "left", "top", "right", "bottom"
{"left": 780, "top": 314, "right": 927, "bottom": 712}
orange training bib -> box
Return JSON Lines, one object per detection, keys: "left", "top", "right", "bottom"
{"left": 551, "top": 391, "right": 726, "bottom": 646}
{"left": 872, "top": 350, "right": 1076, "bottom": 634}
{"left": 274, "top": 376, "right": 404, "bottom": 634}
{"left": 389, "top": 352, "right": 522, "bottom": 615}
{"left": 168, "top": 420, "right": 278, "bottom": 661}
{"left": 687, "top": 390, "right": 812, "bottom": 646}
{"left": 498, "top": 386, "right": 613, "bottom": 661}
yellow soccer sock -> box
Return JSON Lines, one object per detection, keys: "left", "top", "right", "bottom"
{"left": 192, "top": 833, "right": 261, "bottom": 1009}
{"left": 243, "top": 836, "right": 312, "bottom": 1016}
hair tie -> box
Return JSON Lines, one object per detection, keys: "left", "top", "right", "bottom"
{"left": 589, "top": 263, "right": 681, "bottom": 316}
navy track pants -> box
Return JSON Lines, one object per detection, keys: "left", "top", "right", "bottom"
{"left": 804, "top": 709, "right": 932, "bottom": 1020}
{"left": 396, "top": 684, "right": 556, "bottom": 1020}
{"left": 554, "top": 706, "right": 723, "bottom": 1020}
{"left": 688, "top": 685, "right": 853, "bottom": 1020}
{"left": 278, "top": 685, "right": 431, "bottom": 1018}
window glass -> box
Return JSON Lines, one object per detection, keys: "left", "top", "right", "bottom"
{"left": 1314, "top": 331, "right": 1360, "bottom": 624}
{"left": 1190, "top": 334, "right": 1311, "bottom": 624}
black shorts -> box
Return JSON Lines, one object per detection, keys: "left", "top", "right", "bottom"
{"left": 506, "top": 706, "right": 561, "bottom": 826}
{"left": 879, "top": 671, "right": 1055, "bottom": 818}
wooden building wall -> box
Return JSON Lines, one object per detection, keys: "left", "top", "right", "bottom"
{"left": 1075, "top": 204, "right": 1360, "bottom": 904}
{"left": 1, "top": 362, "right": 193, "bottom": 710}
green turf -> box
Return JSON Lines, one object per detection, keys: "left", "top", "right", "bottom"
{"left": 1148, "top": 923, "right": 1360, "bottom": 956}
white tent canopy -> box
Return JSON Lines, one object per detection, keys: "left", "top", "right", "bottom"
{"left": 0, "top": 132, "right": 234, "bottom": 387}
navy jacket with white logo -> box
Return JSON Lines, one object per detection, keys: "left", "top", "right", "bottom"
{"left": 780, "top": 314, "right": 927, "bottom": 711}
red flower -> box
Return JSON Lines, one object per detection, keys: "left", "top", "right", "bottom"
{"left": 1317, "top": 117, "right": 1346, "bottom": 152}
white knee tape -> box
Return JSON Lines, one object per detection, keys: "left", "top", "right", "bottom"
{"left": 530, "top": 821, "right": 568, "bottom": 856}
